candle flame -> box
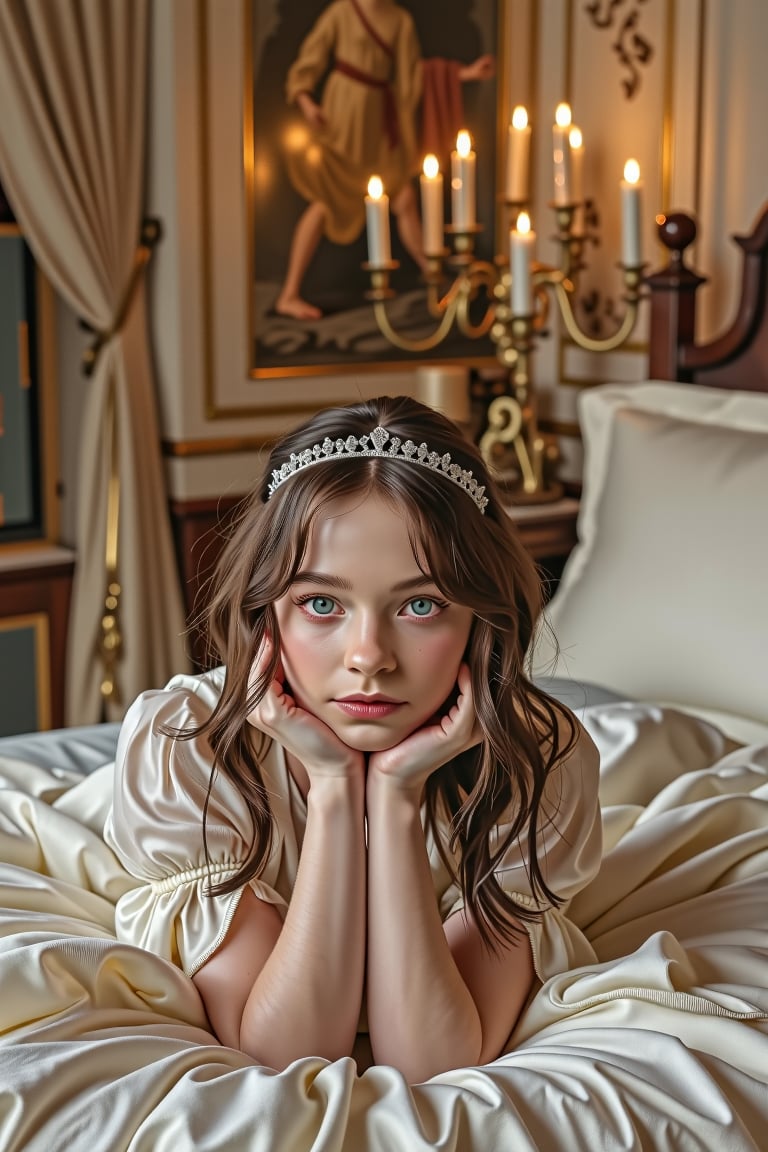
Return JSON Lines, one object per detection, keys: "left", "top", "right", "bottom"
{"left": 516, "top": 211, "right": 531, "bottom": 236}
{"left": 624, "top": 158, "right": 641, "bottom": 184}
{"left": 367, "top": 174, "right": 384, "bottom": 199}
{"left": 569, "top": 126, "right": 583, "bottom": 149}
{"left": 555, "top": 102, "right": 572, "bottom": 128}
{"left": 456, "top": 130, "right": 472, "bottom": 158}
{"left": 423, "top": 154, "right": 439, "bottom": 179}
{"left": 512, "top": 105, "right": 528, "bottom": 130}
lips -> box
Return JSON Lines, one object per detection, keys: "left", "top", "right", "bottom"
{"left": 333, "top": 694, "right": 405, "bottom": 719}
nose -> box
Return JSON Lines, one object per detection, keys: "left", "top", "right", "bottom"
{"left": 344, "top": 613, "right": 397, "bottom": 676}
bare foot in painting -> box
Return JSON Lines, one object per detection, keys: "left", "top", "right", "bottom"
{"left": 275, "top": 294, "right": 323, "bottom": 320}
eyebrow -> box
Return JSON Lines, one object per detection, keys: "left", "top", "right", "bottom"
{"left": 292, "top": 570, "right": 439, "bottom": 593}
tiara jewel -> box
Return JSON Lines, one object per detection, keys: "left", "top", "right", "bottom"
{"left": 267, "top": 425, "right": 488, "bottom": 513}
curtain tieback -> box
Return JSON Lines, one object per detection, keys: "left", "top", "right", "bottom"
{"left": 81, "top": 217, "right": 162, "bottom": 378}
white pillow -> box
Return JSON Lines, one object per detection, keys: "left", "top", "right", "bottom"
{"left": 533, "top": 381, "right": 768, "bottom": 731}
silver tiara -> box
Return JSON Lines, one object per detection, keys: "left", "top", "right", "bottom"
{"left": 267, "top": 425, "right": 488, "bottom": 513}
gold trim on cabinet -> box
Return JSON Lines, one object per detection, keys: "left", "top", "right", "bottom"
{"left": 36, "top": 265, "right": 60, "bottom": 542}
{"left": 17, "top": 320, "right": 30, "bottom": 388}
{"left": 0, "top": 612, "right": 51, "bottom": 731}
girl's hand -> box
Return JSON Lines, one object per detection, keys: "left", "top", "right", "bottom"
{"left": 246, "top": 636, "right": 364, "bottom": 784}
{"left": 367, "top": 664, "right": 481, "bottom": 795}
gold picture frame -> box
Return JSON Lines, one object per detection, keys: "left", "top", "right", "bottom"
{"left": 245, "top": 0, "right": 505, "bottom": 381}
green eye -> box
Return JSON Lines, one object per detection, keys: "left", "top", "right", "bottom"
{"left": 409, "top": 598, "right": 434, "bottom": 616}
{"left": 309, "top": 596, "right": 336, "bottom": 615}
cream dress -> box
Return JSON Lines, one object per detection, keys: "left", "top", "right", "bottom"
{"left": 104, "top": 667, "right": 602, "bottom": 995}
{"left": 283, "top": 1, "right": 422, "bottom": 244}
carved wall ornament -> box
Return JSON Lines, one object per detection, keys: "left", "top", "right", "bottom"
{"left": 583, "top": 0, "right": 654, "bottom": 99}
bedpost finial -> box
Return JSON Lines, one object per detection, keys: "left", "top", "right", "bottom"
{"left": 656, "top": 212, "right": 697, "bottom": 264}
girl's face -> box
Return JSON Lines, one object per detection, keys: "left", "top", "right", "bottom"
{"left": 273, "top": 491, "right": 474, "bottom": 752}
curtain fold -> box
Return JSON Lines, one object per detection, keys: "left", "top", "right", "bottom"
{"left": 0, "top": 0, "right": 190, "bottom": 723}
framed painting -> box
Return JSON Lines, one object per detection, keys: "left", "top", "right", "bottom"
{"left": 248, "top": 0, "right": 503, "bottom": 379}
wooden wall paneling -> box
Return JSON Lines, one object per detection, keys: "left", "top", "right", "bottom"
{"left": 0, "top": 549, "right": 75, "bottom": 732}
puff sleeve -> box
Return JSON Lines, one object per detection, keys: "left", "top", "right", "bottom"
{"left": 104, "top": 674, "right": 295, "bottom": 977}
{"left": 428, "top": 724, "right": 603, "bottom": 981}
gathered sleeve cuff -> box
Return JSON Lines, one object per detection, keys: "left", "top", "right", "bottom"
{"left": 430, "top": 725, "right": 603, "bottom": 982}
{"left": 104, "top": 681, "right": 287, "bottom": 977}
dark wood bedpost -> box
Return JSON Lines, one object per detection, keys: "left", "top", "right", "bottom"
{"left": 644, "top": 212, "right": 706, "bottom": 381}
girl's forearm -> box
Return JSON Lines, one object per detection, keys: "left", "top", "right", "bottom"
{"left": 239, "top": 776, "right": 365, "bottom": 1066}
{"left": 365, "top": 775, "right": 482, "bottom": 1082}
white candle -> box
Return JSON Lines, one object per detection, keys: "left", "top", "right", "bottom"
{"left": 416, "top": 365, "right": 471, "bottom": 424}
{"left": 365, "top": 175, "right": 391, "bottom": 266}
{"left": 451, "top": 130, "right": 476, "bottom": 228}
{"left": 620, "top": 159, "right": 643, "bottom": 266}
{"left": 505, "top": 105, "right": 531, "bottom": 203}
{"left": 510, "top": 211, "right": 535, "bottom": 316}
{"left": 420, "top": 154, "right": 444, "bottom": 255}
{"left": 569, "top": 126, "right": 585, "bottom": 233}
{"left": 552, "top": 102, "right": 572, "bottom": 205}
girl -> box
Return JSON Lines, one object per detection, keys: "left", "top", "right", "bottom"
{"left": 105, "top": 395, "right": 601, "bottom": 1083}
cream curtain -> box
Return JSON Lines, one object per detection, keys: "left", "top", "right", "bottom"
{"left": 0, "top": 0, "right": 189, "bottom": 722}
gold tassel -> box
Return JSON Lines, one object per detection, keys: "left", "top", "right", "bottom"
{"left": 100, "top": 373, "right": 122, "bottom": 704}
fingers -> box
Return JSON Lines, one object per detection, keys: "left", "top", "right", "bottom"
{"left": 452, "top": 664, "right": 482, "bottom": 749}
{"left": 247, "top": 633, "right": 287, "bottom": 730}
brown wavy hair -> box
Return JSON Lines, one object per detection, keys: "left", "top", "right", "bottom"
{"left": 183, "top": 395, "right": 577, "bottom": 949}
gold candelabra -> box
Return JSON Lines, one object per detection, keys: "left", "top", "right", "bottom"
{"left": 363, "top": 203, "right": 645, "bottom": 503}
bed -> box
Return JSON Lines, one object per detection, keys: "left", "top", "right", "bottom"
{"left": 1, "top": 207, "right": 767, "bottom": 1151}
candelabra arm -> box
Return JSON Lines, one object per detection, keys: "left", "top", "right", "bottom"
{"left": 551, "top": 277, "right": 641, "bottom": 352}
{"left": 372, "top": 296, "right": 459, "bottom": 352}
{"left": 425, "top": 281, "right": 450, "bottom": 318}
{"left": 455, "top": 260, "right": 498, "bottom": 339}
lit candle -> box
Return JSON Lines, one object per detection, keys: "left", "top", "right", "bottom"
{"left": 552, "top": 102, "right": 572, "bottom": 205}
{"left": 620, "top": 159, "right": 643, "bottom": 266}
{"left": 365, "top": 175, "right": 391, "bottom": 266}
{"left": 506, "top": 105, "right": 531, "bottom": 203}
{"left": 420, "top": 154, "right": 444, "bottom": 255}
{"left": 569, "top": 126, "right": 585, "bottom": 233}
{"left": 451, "top": 130, "right": 476, "bottom": 228}
{"left": 510, "top": 211, "right": 535, "bottom": 316}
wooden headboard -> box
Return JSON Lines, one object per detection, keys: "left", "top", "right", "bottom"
{"left": 645, "top": 203, "right": 768, "bottom": 391}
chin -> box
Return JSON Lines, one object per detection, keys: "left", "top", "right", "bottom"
{"left": 328, "top": 716, "right": 422, "bottom": 754}
{"left": 333, "top": 728, "right": 404, "bottom": 754}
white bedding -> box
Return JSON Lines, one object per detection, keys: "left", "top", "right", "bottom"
{"left": 1, "top": 700, "right": 767, "bottom": 1151}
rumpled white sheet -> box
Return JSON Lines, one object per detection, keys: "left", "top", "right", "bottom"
{"left": 1, "top": 702, "right": 766, "bottom": 1152}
